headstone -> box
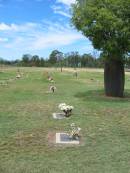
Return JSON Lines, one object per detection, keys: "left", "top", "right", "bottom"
{"left": 74, "top": 71, "right": 78, "bottom": 78}
{"left": 50, "top": 86, "right": 56, "bottom": 93}
{"left": 16, "top": 74, "right": 21, "bottom": 79}
{"left": 56, "top": 133, "right": 80, "bottom": 144}
{"left": 52, "top": 113, "right": 65, "bottom": 120}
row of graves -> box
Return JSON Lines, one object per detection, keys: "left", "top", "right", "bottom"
{"left": 0, "top": 69, "right": 25, "bottom": 87}
{"left": 53, "top": 103, "right": 81, "bottom": 145}
{"left": 46, "top": 71, "right": 82, "bottom": 146}
{"left": 46, "top": 70, "right": 78, "bottom": 94}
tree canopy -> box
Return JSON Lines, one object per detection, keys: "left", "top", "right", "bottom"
{"left": 72, "top": 0, "right": 130, "bottom": 61}
{"left": 49, "top": 50, "right": 62, "bottom": 64}
{"left": 72, "top": 0, "right": 130, "bottom": 97}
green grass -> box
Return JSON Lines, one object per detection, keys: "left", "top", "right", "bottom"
{"left": 0, "top": 67, "right": 130, "bottom": 173}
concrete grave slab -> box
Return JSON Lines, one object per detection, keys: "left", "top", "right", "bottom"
{"left": 52, "top": 113, "right": 65, "bottom": 120}
{"left": 56, "top": 133, "right": 80, "bottom": 144}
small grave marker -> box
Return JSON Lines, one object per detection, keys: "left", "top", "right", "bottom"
{"left": 56, "top": 133, "right": 80, "bottom": 144}
{"left": 16, "top": 74, "right": 21, "bottom": 79}
{"left": 50, "top": 86, "right": 56, "bottom": 93}
{"left": 52, "top": 113, "right": 65, "bottom": 120}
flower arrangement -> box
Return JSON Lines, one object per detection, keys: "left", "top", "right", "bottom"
{"left": 69, "top": 123, "right": 81, "bottom": 140}
{"left": 50, "top": 86, "right": 56, "bottom": 93}
{"left": 16, "top": 74, "right": 21, "bottom": 79}
{"left": 48, "top": 76, "right": 54, "bottom": 82}
{"left": 58, "top": 103, "right": 74, "bottom": 117}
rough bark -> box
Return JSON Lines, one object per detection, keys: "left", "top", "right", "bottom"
{"left": 104, "top": 59, "right": 125, "bottom": 97}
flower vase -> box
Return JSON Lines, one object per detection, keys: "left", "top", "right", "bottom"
{"left": 63, "top": 109, "right": 72, "bottom": 117}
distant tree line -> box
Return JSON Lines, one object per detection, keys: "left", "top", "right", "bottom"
{"left": 0, "top": 50, "right": 130, "bottom": 68}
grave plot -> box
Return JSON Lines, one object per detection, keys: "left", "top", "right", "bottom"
{"left": 52, "top": 113, "right": 66, "bottom": 119}
{"left": 56, "top": 133, "right": 80, "bottom": 144}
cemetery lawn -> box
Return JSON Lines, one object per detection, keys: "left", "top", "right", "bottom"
{"left": 0, "top": 67, "right": 130, "bottom": 173}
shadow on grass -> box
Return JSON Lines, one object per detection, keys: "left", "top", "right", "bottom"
{"left": 75, "top": 89, "right": 130, "bottom": 103}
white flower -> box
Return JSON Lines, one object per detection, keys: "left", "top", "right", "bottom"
{"left": 16, "top": 74, "right": 21, "bottom": 78}
{"left": 71, "top": 123, "right": 75, "bottom": 127}
{"left": 50, "top": 86, "right": 56, "bottom": 91}
{"left": 70, "top": 123, "right": 81, "bottom": 138}
{"left": 58, "top": 103, "right": 74, "bottom": 111}
{"left": 48, "top": 77, "right": 52, "bottom": 81}
{"left": 77, "top": 127, "right": 81, "bottom": 131}
{"left": 67, "top": 105, "right": 74, "bottom": 110}
{"left": 58, "top": 103, "right": 66, "bottom": 109}
{"left": 70, "top": 106, "right": 74, "bottom": 109}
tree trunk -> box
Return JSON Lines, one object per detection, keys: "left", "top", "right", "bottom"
{"left": 104, "top": 59, "right": 125, "bottom": 97}
{"left": 61, "top": 66, "right": 62, "bottom": 72}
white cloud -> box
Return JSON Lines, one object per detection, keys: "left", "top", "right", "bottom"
{"left": 0, "top": 21, "right": 86, "bottom": 53}
{"left": 55, "top": 10, "right": 71, "bottom": 17}
{"left": 0, "top": 22, "right": 38, "bottom": 32}
{"left": 53, "top": 0, "right": 76, "bottom": 18}
{"left": 51, "top": 5, "right": 71, "bottom": 18}
{"left": 32, "top": 28, "right": 83, "bottom": 50}
{"left": 0, "top": 23, "right": 11, "bottom": 31}
{"left": 0, "top": 37, "right": 8, "bottom": 42}
{"left": 56, "top": 0, "right": 76, "bottom": 6}
{"left": 0, "top": 0, "right": 93, "bottom": 59}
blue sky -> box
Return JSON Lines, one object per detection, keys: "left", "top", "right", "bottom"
{"left": 0, "top": 0, "right": 95, "bottom": 60}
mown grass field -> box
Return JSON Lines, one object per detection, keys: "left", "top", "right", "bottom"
{"left": 0, "top": 67, "right": 130, "bottom": 173}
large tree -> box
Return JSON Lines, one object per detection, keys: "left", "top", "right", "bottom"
{"left": 49, "top": 50, "right": 64, "bottom": 71}
{"left": 49, "top": 50, "right": 61, "bottom": 65}
{"left": 81, "top": 54, "right": 96, "bottom": 67}
{"left": 31, "top": 55, "right": 40, "bottom": 67}
{"left": 65, "top": 52, "right": 81, "bottom": 68}
{"left": 22, "top": 54, "right": 32, "bottom": 67}
{"left": 72, "top": 0, "right": 130, "bottom": 97}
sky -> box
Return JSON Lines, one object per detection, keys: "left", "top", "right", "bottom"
{"left": 0, "top": 0, "right": 95, "bottom": 60}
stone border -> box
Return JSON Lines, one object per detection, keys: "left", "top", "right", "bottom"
{"left": 47, "top": 132, "right": 84, "bottom": 147}
{"left": 56, "top": 133, "right": 80, "bottom": 144}
{"left": 52, "top": 113, "right": 66, "bottom": 120}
